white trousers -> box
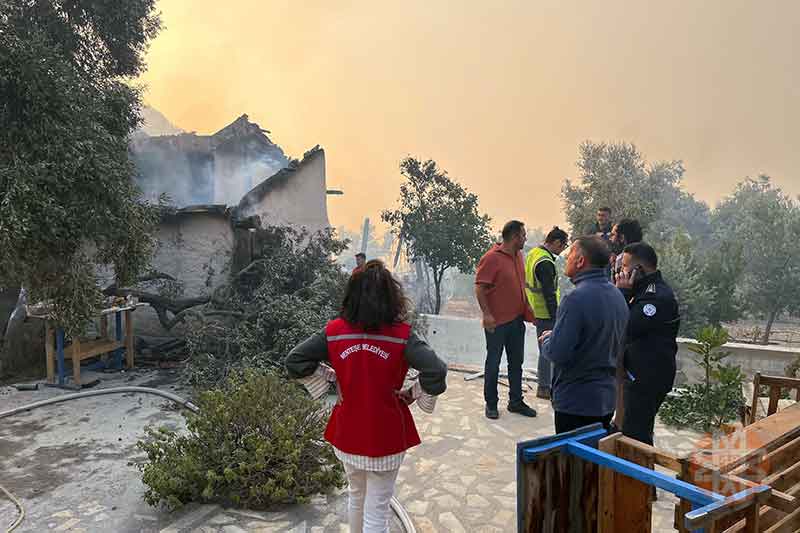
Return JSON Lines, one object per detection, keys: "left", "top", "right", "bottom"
{"left": 343, "top": 462, "right": 401, "bottom": 533}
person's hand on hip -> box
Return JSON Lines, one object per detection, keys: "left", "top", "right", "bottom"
{"left": 482, "top": 313, "right": 497, "bottom": 333}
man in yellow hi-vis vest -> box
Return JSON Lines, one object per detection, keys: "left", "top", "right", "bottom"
{"left": 525, "top": 227, "right": 569, "bottom": 399}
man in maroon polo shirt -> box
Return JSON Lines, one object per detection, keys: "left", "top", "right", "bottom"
{"left": 475, "top": 220, "right": 537, "bottom": 420}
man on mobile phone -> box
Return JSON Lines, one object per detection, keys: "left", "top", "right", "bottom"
{"left": 610, "top": 218, "right": 643, "bottom": 279}
{"left": 614, "top": 242, "right": 680, "bottom": 445}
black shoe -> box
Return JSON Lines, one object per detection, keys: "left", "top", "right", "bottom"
{"left": 508, "top": 401, "right": 537, "bottom": 418}
{"left": 485, "top": 405, "right": 499, "bottom": 419}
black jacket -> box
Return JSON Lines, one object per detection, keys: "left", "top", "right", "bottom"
{"left": 619, "top": 271, "right": 680, "bottom": 391}
{"left": 585, "top": 221, "right": 612, "bottom": 241}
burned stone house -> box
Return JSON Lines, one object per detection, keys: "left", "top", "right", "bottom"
{"left": 131, "top": 115, "right": 332, "bottom": 335}
{"left": 0, "top": 113, "right": 333, "bottom": 373}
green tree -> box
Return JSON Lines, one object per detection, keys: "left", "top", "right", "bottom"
{"left": 382, "top": 157, "right": 493, "bottom": 314}
{"left": 649, "top": 187, "right": 713, "bottom": 247}
{"left": 712, "top": 176, "right": 800, "bottom": 343}
{"left": 561, "top": 141, "right": 688, "bottom": 237}
{"left": 657, "top": 232, "right": 715, "bottom": 336}
{"left": 0, "top": 1, "right": 161, "bottom": 334}
{"left": 700, "top": 238, "right": 745, "bottom": 327}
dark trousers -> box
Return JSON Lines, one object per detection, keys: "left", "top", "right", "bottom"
{"left": 622, "top": 379, "right": 670, "bottom": 446}
{"left": 534, "top": 318, "right": 554, "bottom": 390}
{"left": 555, "top": 411, "right": 613, "bottom": 434}
{"left": 483, "top": 316, "right": 525, "bottom": 408}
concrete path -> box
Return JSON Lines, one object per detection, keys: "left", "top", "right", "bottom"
{"left": 0, "top": 367, "right": 702, "bottom": 532}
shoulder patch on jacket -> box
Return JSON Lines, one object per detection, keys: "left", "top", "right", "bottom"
{"left": 646, "top": 283, "right": 657, "bottom": 294}
{"left": 643, "top": 304, "right": 657, "bottom": 317}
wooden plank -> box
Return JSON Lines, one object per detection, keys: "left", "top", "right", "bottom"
{"left": 125, "top": 309, "right": 134, "bottom": 369}
{"left": 543, "top": 454, "right": 553, "bottom": 533}
{"left": 614, "top": 438, "right": 653, "bottom": 532}
{"left": 769, "top": 387, "right": 783, "bottom": 418}
{"left": 676, "top": 460, "right": 691, "bottom": 533}
{"left": 568, "top": 454, "right": 583, "bottom": 532}
{"left": 582, "top": 456, "right": 599, "bottom": 532}
{"left": 733, "top": 434, "right": 800, "bottom": 481}
{"left": 523, "top": 461, "right": 542, "bottom": 533}
{"left": 763, "top": 458, "right": 800, "bottom": 491}
{"left": 724, "top": 506, "right": 785, "bottom": 533}
{"left": 742, "top": 502, "right": 760, "bottom": 533}
{"left": 725, "top": 486, "right": 800, "bottom": 533}
{"left": 725, "top": 474, "right": 797, "bottom": 514}
{"left": 685, "top": 487, "right": 771, "bottom": 530}
{"left": 759, "top": 375, "right": 800, "bottom": 391}
{"left": 749, "top": 373, "right": 762, "bottom": 426}
{"left": 63, "top": 339, "right": 124, "bottom": 361}
{"left": 556, "top": 452, "right": 569, "bottom": 532}
{"left": 764, "top": 504, "right": 800, "bottom": 533}
{"left": 45, "top": 322, "right": 55, "bottom": 383}
{"left": 617, "top": 435, "right": 682, "bottom": 473}
{"left": 689, "top": 404, "right": 800, "bottom": 474}
{"left": 598, "top": 434, "right": 621, "bottom": 533}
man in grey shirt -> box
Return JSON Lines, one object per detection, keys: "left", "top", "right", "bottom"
{"left": 540, "top": 236, "right": 629, "bottom": 434}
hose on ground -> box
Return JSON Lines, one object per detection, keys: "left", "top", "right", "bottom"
{"left": 0, "top": 386, "right": 416, "bottom": 533}
{"left": 0, "top": 386, "right": 201, "bottom": 420}
{"left": 0, "top": 482, "right": 24, "bottom": 532}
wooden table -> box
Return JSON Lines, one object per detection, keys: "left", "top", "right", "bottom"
{"left": 681, "top": 402, "right": 800, "bottom": 531}
{"left": 39, "top": 304, "right": 148, "bottom": 388}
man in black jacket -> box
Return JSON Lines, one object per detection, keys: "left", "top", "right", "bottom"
{"left": 584, "top": 207, "right": 613, "bottom": 242}
{"left": 614, "top": 242, "right": 680, "bottom": 445}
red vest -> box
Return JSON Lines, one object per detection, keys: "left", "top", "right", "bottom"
{"left": 324, "top": 318, "right": 421, "bottom": 457}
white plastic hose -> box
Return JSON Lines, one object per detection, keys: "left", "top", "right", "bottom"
{"left": 0, "top": 386, "right": 416, "bottom": 533}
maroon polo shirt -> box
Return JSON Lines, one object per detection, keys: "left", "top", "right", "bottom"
{"left": 475, "top": 243, "right": 533, "bottom": 325}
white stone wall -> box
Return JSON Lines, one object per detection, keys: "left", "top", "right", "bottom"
{"left": 675, "top": 338, "right": 800, "bottom": 385}
{"left": 422, "top": 314, "right": 800, "bottom": 384}
{"left": 244, "top": 149, "right": 330, "bottom": 235}
{"left": 421, "top": 314, "right": 539, "bottom": 370}
{"left": 137, "top": 212, "right": 234, "bottom": 335}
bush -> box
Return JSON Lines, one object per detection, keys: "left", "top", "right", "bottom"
{"left": 184, "top": 226, "right": 348, "bottom": 388}
{"left": 137, "top": 370, "right": 345, "bottom": 510}
{"left": 660, "top": 326, "right": 745, "bottom": 431}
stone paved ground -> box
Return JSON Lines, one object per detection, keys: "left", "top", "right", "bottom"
{"left": 0, "top": 367, "right": 703, "bottom": 532}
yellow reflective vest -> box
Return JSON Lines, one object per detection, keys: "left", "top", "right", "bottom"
{"left": 525, "top": 246, "right": 560, "bottom": 320}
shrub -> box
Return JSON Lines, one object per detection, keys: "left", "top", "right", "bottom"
{"left": 137, "top": 370, "right": 345, "bottom": 510}
{"left": 184, "top": 226, "right": 348, "bottom": 388}
{"left": 660, "top": 326, "right": 745, "bottom": 431}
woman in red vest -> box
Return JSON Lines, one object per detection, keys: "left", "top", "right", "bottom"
{"left": 286, "top": 260, "right": 447, "bottom": 533}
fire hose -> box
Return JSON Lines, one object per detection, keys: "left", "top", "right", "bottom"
{"left": 0, "top": 387, "right": 416, "bottom": 533}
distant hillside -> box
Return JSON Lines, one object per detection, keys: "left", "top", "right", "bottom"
{"left": 136, "top": 106, "right": 183, "bottom": 137}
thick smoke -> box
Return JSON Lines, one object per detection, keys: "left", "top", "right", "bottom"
{"left": 131, "top": 134, "right": 288, "bottom": 207}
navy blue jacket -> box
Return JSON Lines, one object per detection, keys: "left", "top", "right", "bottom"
{"left": 542, "top": 268, "right": 629, "bottom": 417}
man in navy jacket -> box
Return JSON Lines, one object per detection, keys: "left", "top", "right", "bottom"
{"left": 540, "top": 236, "right": 629, "bottom": 434}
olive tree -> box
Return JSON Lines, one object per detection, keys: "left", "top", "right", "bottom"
{"left": 0, "top": 1, "right": 162, "bottom": 334}
{"left": 382, "top": 157, "right": 493, "bottom": 314}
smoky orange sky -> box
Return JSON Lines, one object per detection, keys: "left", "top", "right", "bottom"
{"left": 139, "top": 0, "right": 799, "bottom": 233}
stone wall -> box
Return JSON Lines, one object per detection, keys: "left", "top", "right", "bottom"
{"left": 675, "top": 338, "right": 800, "bottom": 386}
{"left": 137, "top": 208, "right": 234, "bottom": 336}
{"left": 422, "top": 314, "right": 538, "bottom": 370}
{"left": 237, "top": 147, "right": 330, "bottom": 236}
{"left": 422, "top": 314, "right": 800, "bottom": 384}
